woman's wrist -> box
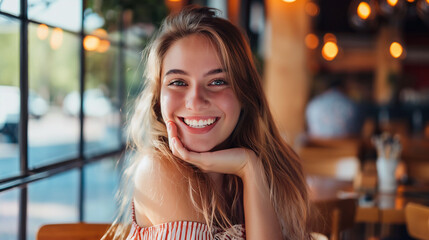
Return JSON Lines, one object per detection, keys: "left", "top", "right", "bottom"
{"left": 238, "top": 150, "right": 264, "bottom": 185}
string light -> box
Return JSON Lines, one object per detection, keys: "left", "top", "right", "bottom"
{"left": 305, "top": 33, "right": 319, "bottom": 49}
{"left": 49, "top": 28, "right": 63, "bottom": 50}
{"left": 390, "top": 42, "right": 403, "bottom": 58}
{"left": 387, "top": 0, "right": 398, "bottom": 7}
{"left": 357, "top": 2, "right": 371, "bottom": 20}
{"left": 36, "top": 24, "right": 49, "bottom": 40}
{"left": 322, "top": 41, "right": 339, "bottom": 61}
{"left": 83, "top": 36, "right": 100, "bottom": 51}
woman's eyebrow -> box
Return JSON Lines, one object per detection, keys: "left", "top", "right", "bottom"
{"left": 164, "top": 68, "right": 225, "bottom": 77}
{"left": 203, "top": 68, "right": 225, "bottom": 77}
{"left": 164, "top": 69, "right": 188, "bottom": 77}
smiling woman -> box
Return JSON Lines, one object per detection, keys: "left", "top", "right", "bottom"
{"left": 105, "top": 5, "right": 313, "bottom": 240}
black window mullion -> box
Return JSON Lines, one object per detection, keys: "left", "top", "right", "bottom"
{"left": 18, "top": 0, "right": 28, "bottom": 239}
{"left": 78, "top": 0, "right": 86, "bottom": 222}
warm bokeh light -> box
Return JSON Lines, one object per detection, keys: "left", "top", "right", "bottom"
{"left": 97, "top": 40, "right": 111, "bottom": 53}
{"left": 406, "top": 0, "right": 415, "bottom": 2}
{"left": 387, "top": 0, "right": 398, "bottom": 6}
{"left": 322, "top": 41, "right": 339, "bottom": 61}
{"left": 305, "top": 33, "right": 319, "bottom": 49}
{"left": 390, "top": 42, "right": 403, "bottom": 58}
{"left": 169, "top": 0, "right": 181, "bottom": 1}
{"left": 283, "top": 0, "right": 296, "bottom": 2}
{"left": 84, "top": 35, "right": 100, "bottom": 51}
{"left": 49, "top": 28, "right": 63, "bottom": 50}
{"left": 323, "top": 33, "right": 337, "bottom": 43}
{"left": 305, "top": 2, "right": 320, "bottom": 17}
{"left": 93, "top": 28, "right": 108, "bottom": 38}
{"left": 36, "top": 24, "right": 49, "bottom": 40}
{"left": 426, "top": 0, "right": 429, "bottom": 4}
{"left": 357, "top": 2, "right": 371, "bottom": 20}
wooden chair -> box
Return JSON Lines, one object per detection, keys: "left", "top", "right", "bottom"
{"left": 299, "top": 138, "right": 361, "bottom": 181}
{"left": 405, "top": 202, "right": 429, "bottom": 240}
{"left": 36, "top": 222, "right": 112, "bottom": 240}
{"left": 312, "top": 198, "right": 357, "bottom": 240}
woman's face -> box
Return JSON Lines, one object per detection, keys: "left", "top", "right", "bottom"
{"left": 160, "top": 34, "right": 241, "bottom": 152}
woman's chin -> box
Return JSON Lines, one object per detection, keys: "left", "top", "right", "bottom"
{"left": 182, "top": 139, "right": 215, "bottom": 153}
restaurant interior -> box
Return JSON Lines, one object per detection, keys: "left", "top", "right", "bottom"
{"left": 0, "top": 0, "right": 428, "bottom": 239}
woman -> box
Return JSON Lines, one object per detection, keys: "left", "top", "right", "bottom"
{"left": 107, "top": 5, "right": 312, "bottom": 240}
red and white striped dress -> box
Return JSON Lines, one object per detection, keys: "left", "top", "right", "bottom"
{"left": 126, "top": 205, "right": 246, "bottom": 240}
{"left": 125, "top": 220, "right": 246, "bottom": 240}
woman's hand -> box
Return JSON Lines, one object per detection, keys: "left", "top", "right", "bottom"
{"left": 166, "top": 121, "right": 256, "bottom": 178}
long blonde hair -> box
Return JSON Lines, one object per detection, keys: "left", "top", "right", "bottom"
{"left": 107, "top": 5, "right": 312, "bottom": 240}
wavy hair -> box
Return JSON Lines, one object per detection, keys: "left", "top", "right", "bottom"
{"left": 106, "top": 5, "right": 312, "bottom": 240}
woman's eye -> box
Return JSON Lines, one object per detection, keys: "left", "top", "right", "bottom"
{"left": 168, "top": 80, "right": 187, "bottom": 86}
{"left": 210, "top": 79, "right": 227, "bottom": 86}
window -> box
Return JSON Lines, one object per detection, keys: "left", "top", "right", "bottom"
{"left": 0, "top": 1, "right": 167, "bottom": 239}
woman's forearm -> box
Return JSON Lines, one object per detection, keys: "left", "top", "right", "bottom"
{"left": 241, "top": 155, "right": 283, "bottom": 240}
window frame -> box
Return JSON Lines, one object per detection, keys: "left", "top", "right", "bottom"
{"left": 0, "top": 1, "right": 126, "bottom": 239}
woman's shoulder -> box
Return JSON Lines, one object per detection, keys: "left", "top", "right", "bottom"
{"left": 133, "top": 153, "right": 204, "bottom": 227}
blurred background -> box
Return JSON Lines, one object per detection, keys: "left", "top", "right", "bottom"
{"left": 0, "top": 0, "right": 428, "bottom": 239}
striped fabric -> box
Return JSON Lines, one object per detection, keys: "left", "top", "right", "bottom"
{"left": 127, "top": 203, "right": 245, "bottom": 239}
{"left": 126, "top": 220, "right": 245, "bottom": 240}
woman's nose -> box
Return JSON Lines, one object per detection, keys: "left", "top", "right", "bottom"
{"left": 185, "top": 85, "right": 209, "bottom": 111}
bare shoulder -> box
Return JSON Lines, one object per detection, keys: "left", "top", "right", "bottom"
{"left": 133, "top": 154, "right": 203, "bottom": 227}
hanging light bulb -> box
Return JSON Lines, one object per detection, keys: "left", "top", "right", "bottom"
{"left": 305, "top": 2, "right": 320, "bottom": 17}
{"left": 322, "top": 41, "right": 339, "bottom": 61}
{"left": 390, "top": 42, "right": 403, "bottom": 58}
{"left": 305, "top": 33, "right": 319, "bottom": 49}
{"left": 357, "top": 2, "right": 372, "bottom": 19}
{"left": 387, "top": 0, "right": 399, "bottom": 7}
{"left": 349, "top": 0, "right": 377, "bottom": 30}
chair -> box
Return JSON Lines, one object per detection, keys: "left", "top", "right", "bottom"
{"left": 312, "top": 198, "right": 357, "bottom": 240}
{"left": 299, "top": 138, "right": 361, "bottom": 181}
{"left": 405, "top": 202, "right": 429, "bottom": 240}
{"left": 36, "top": 222, "right": 112, "bottom": 240}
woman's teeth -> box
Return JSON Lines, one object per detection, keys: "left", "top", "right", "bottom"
{"left": 183, "top": 118, "right": 216, "bottom": 128}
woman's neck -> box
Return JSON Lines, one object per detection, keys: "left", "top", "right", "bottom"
{"left": 207, "top": 172, "right": 224, "bottom": 193}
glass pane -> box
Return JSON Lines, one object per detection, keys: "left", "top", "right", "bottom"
{"left": 0, "top": 0, "right": 20, "bottom": 16}
{"left": 28, "top": 0, "right": 82, "bottom": 32}
{"left": 27, "top": 170, "right": 79, "bottom": 240}
{"left": 84, "top": 45, "right": 121, "bottom": 156}
{"left": 0, "top": 15, "right": 20, "bottom": 179}
{"left": 124, "top": 47, "right": 143, "bottom": 115}
{"left": 28, "top": 23, "right": 80, "bottom": 168}
{"left": 84, "top": 2, "right": 121, "bottom": 42}
{"left": 0, "top": 189, "right": 19, "bottom": 240}
{"left": 84, "top": 157, "right": 119, "bottom": 222}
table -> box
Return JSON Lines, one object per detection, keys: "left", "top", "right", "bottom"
{"left": 306, "top": 175, "right": 429, "bottom": 224}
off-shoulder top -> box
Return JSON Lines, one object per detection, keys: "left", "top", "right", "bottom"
{"left": 126, "top": 204, "right": 245, "bottom": 240}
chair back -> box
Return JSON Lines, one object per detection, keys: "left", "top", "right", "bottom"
{"left": 36, "top": 222, "right": 112, "bottom": 240}
{"left": 405, "top": 202, "right": 429, "bottom": 240}
{"left": 312, "top": 198, "right": 357, "bottom": 240}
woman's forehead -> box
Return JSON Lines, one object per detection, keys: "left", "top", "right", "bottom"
{"left": 161, "top": 34, "right": 224, "bottom": 77}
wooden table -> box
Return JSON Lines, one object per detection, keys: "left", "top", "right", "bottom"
{"left": 306, "top": 175, "right": 429, "bottom": 224}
